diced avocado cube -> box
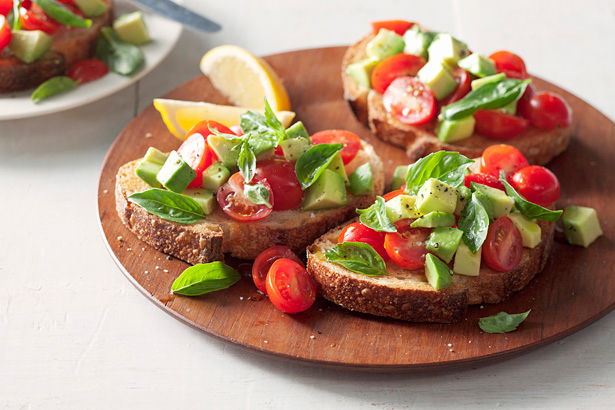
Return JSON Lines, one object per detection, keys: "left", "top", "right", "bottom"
{"left": 346, "top": 57, "right": 380, "bottom": 88}
{"left": 472, "top": 183, "right": 514, "bottom": 218}
{"left": 457, "top": 53, "right": 497, "bottom": 78}
{"left": 207, "top": 134, "right": 239, "bottom": 168}
{"left": 427, "top": 33, "right": 469, "bottom": 69}
{"left": 453, "top": 242, "right": 482, "bottom": 276}
{"left": 391, "top": 165, "right": 408, "bottom": 191}
{"left": 455, "top": 185, "right": 471, "bottom": 216}
{"left": 249, "top": 137, "right": 275, "bottom": 161}
{"left": 385, "top": 194, "right": 422, "bottom": 223}
{"left": 143, "top": 147, "right": 168, "bottom": 165}
{"left": 74, "top": 0, "right": 108, "bottom": 17}
{"left": 562, "top": 206, "right": 603, "bottom": 247}
{"left": 417, "top": 61, "right": 457, "bottom": 101}
{"left": 285, "top": 121, "right": 310, "bottom": 141}
{"left": 113, "top": 11, "right": 150, "bottom": 45}
{"left": 366, "top": 28, "right": 405, "bottom": 60}
{"left": 326, "top": 153, "right": 348, "bottom": 184}
{"left": 415, "top": 178, "right": 457, "bottom": 214}
{"left": 436, "top": 116, "right": 476, "bottom": 143}
{"left": 507, "top": 212, "right": 541, "bottom": 248}
{"left": 348, "top": 163, "right": 374, "bottom": 196}
{"left": 9, "top": 30, "right": 52, "bottom": 64}
{"left": 302, "top": 169, "right": 347, "bottom": 211}
{"left": 279, "top": 138, "right": 311, "bottom": 162}
{"left": 471, "top": 72, "right": 506, "bottom": 90}
{"left": 411, "top": 211, "right": 455, "bottom": 228}
{"left": 202, "top": 161, "right": 230, "bottom": 191}
{"left": 183, "top": 189, "right": 217, "bottom": 215}
{"left": 403, "top": 25, "right": 432, "bottom": 59}
{"left": 426, "top": 227, "right": 463, "bottom": 263}
{"left": 156, "top": 151, "right": 196, "bottom": 193}
{"left": 135, "top": 160, "right": 163, "bottom": 188}
{"left": 425, "top": 253, "right": 452, "bottom": 290}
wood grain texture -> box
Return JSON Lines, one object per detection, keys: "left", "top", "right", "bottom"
{"left": 97, "top": 46, "right": 615, "bottom": 371}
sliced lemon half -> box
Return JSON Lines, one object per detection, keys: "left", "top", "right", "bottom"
{"left": 199, "top": 45, "right": 291, "bottom": 111}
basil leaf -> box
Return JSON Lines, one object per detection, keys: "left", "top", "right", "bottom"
{"left": 31, "top": 76, "right": 77, "bottom": 103}
{"left": 440, "top": 79, "right": 530, "bottom": 121}
{"left": 458, "top": 192, "right": 490, "bottom": 253}
{"left": 240, "top": 100, "right": 286, "bottom": 143}
{"left": 499, "top": 172, "right": 562, "bottom": 221}
{"left": 237, "top": 141, "right": 256, "bottom": 183}
{"left": 33, "top": 0, "right": 92, "bottom": 27}
{"left": 244, "top": 183, "right": 272, "bottom": 208}
{"left": 479, "top": 310, "right": 531, "bottom": 334}
{"left": 295, "top": 143, "right": 343, "bottom": 189}
{"left": 356, "top": 196, "right": 396, "bottom": 232}
{"left": 471, "top": 186, "right": 494, "bottom": 223}
{"left": 208, "top": 126, "right": 244, "bottom": 143}
{"left": 97, "top": 27, "right": 144, "bottom": 76}
{"left": 10, "top": 0, "right": 22, "bottom": 29}
{"left": 405, "top": 151, "right": 474, "bottom": 194}
{"left": 325, "top": 242, "right": 387, "bottom": 276}
{"left": 263, "top": 99, "right": 287, "bottom": 142}
{"left": 128, "top": 188, "right": 206, "bottom": 224}
{"left": 172, "top": 262, "right": 241, "bottom": 296}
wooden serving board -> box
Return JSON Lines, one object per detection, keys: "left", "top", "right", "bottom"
{"left": 97, "top": 46, "right": 615, "bottom": 371}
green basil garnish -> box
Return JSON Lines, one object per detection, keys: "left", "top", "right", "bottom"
{"left": 458, "top": 192, "right": 490, "bottom": 253}
{"left": 244, "top": 183, "right": 272, "bottom": 208}
{"left": 325, "top": 242, "right": 387, "bottom": 276}
{"left": 439, "top": 79, "right": 530, "bottom": 121}
{"left": 31, "top": 76, "right": 78, "bottom": 103}
{"left": 128, "top": 188, "right": 206, "bottom": 224}
{"left": 499, "top": 172, "right": 562, "bottom": 221}
{"left": 237, "top": 141, "right": 256, "bottom": 183}
{"left": 471, "top": 186, "right": 494, "bottom": 223}
{"left": 479, "top": 310, "right": 531, "bottom": 333}
{"left": 97, "top": 27, "right": 144, "bottom": 76}
{"left": 10, "top": 0, "right": 23, "bottom": 29}
{"left": 295, "top": 143, "right": 343, "bottom": 189}
{"left": 33, "top": 0, "right": 92, "bottom": 27}
{"left": 240, "top": 99, "right": 287, "bottom": 143}
{"left": 356, "top": 196, "right": 396, "bottom": 232}
{"left": 405, "top": 151, "right": 474, "bottom": 194}
{"left": 172, "top": 262, "right": 241, "bottom": 296}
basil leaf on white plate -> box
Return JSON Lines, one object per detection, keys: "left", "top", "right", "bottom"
{"left": 325, "top": 242, "right": 387, "bottom": 276}
{"left": 128, "top": 189, "right": 206, "bottom": 224}
{"left": 499, "top": 172, "right": 563, "bottom": 221}
{"left": 97, "top": 27, "right": 144, "bottom": 76}
{"left": 405, "top": 151, "right": 474, "bottom": 194}
{"left": 244, "top": 183, "right": 272, "bottom": 208}
{"left": 172, "top": 262, "right": 241, "bottom": 296}
{"left": 32, "top": 76, "right": 78, "bottom": 103}
{"left": 356, "top": 196, "right": 396, "bottom": 233}
{"left": 458, "top": 192, "right": 490, "bottom": 253}
{"left": 479, "top": 310, "right": 531, "bottom": 334}
{"left": 295, "top": 143, "right": 343, "bottom": 189}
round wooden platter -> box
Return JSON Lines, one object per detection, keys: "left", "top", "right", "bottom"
{"left": 97, "top": 46, "right": 615, "bottom": 371}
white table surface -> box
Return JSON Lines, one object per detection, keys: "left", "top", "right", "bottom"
{"left": 2, "top": 0, "right": 615, "bottom": 408}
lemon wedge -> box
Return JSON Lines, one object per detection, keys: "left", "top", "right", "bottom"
{"left": 199, "top": 45, "right": 291, "bottom": 111}
{"left": 153, "top": 99, "right": 295, "bottom": 140}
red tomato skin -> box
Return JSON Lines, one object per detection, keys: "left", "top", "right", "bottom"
{"left": 439, "top": 68, "right": 472, "bottom": 107}
{"left": 383, "top": 76, "right": 436, "bottom": 126}
{"left": 480, "top": 144, "right": 529, "bottom": 180}
{"left": 0, "top": 15, "right": 11, "bottom": 52}
{"left": 255, "top": 158, "right": 304, "bottom": 211}
{"left": 338, "top": 222, "right": 389, "bottom": 261}
{"left": 371, "top": 53, "right": 426, "bottom": 94}
{"left": 252, "top": 246, "right": 304, "bottom": 294}
{"left": 310, "top": 129, "right": 361, "bottom": 165}
{"left": 464, "top": 173, "right": 505, "bottom": 191}
{"left": 216, "top": 173, "right": 274, "bottom": 222}
{"left": 482, "top": 216, "right": 523, "bottom": 272}
{"left": 371, "top": 20, "right": 414, "bottom": 36}
{"left": 19, "top": 5, "right": 57, "bottom": 34}
{"left": 519, "top": 91, "right": 572, "bottom": 130}
{"left": 474, "top": 109, "right": 529, "bottom": 140}
{"left": 384, "top": 220, "right": 431, "bottom": 270}
{"left": 510, "top": 165, "right": 560, "bottom": 206}
{"left": 67, "top": 59, "right": 108, "bottom": 84}
{"left": 0, "top": 0, "right": 12, "bottom": 16}
{"left": 266, "top": 258, "right": 316, "bottom": 314}
{"left": 489, "top": 51, "right": 527, "bottom": 78}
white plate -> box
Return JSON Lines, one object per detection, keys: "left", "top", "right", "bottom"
{"left": 0, "top": 0, "right": 182, "bottom": 120}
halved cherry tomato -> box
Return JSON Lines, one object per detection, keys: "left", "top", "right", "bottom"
{"left": 0, "top": 0, "right": 12, "bottom": 16}
{"left": 20, "top": 5, "right": 57, "bottom": 34}
{"left": 252, "top": 246, "right": 304, "bottom": 294}
{"left": 371, "top": 53, "right": 426, "bottom": 94}
{"left": 67, "top": 59, "right": 108, "bottom": 84}
{"left": 483, "top": 216, "right": 523, "bottom": 272}
{"left": 0, "top": 15, "right": 11, "bottom": 52}
{"left": 480, "top": 144, "right": 529, "bottom": 180}
{"left": 338, "top": 222, "right": 389, "bottom": 261}
{"left": 383, "top": 189, "right": 405, "bottom": 202}
{"left": 474, "top": 109, "right": 529, "bottom": 140}
{"left": 464, "top": 173, "right": 505, "bottom": 191}
{"left": 383, "top": 76, "right": 436, "bottom": 125}
{"left": 371, "top": 20, "right": 414, "bottom": 36}
{"left": 489, "top": 51, "right": 528, "bottom": 78}
{"left": 439, "top": 68, "right": 472, "bottom": 107}
{"left": 518, "top": 91, "right": 571, "bottom": 130}
{"left": 510, "top": 165, "right": 560, "bottom": 206}
{"left": 266, "top": 258, "right": 316, "bottom": 314}
{"left": 255, "top": 158, "right": 303, "bottom": 211}
{"left": 217, "top": 173, "right": 274, "bottom": 221}
{"left": 310, "top": 129, "right": 361, "bottom": 165}
{"left": 384, "top": 219, "right": 431, "bottom": 269}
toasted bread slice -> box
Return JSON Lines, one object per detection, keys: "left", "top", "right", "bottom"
{"left": 341, "top": 33, "right": 572, "bottom": 165}
{"left": 307, "top": 217, "right": 554, "bottom": 323}
{"left": 115, "top": 142, "right": 384, "bottom": 264}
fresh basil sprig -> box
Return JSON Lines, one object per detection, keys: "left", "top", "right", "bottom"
{"left": 240, "top": 99, "right": 287, "bottom": 144}
{"left": 244, "top": 183, "right": 272, "bottom": 208}
{"left": 458, "top": 192, "right": 490, "bottom": 253}
{"left": 356, "top": 196, "right": 396, "bottom": 232}
{"left": 10, "top": 0, "right": 22, "bottom": 29}
{"left": 33, "top": 0, "right": 92, "bottom": 27}
{"left": 128, "top": 188, "right": 206, "bottom": 224}
{"left": 471, "top": 186, "right": 495, "bottom": 223}
{"left": 237, "top": 140, "right": 257, "bottom": 183}
{"left": 97, "top": 27, "right": 144, "bottom": 76}
{"left": 295, "top": 143, "right": 343, "bottom": 189}
{"left": 172, "top": 262, "right": 241, "bottom": 296}
{"left": 499, "top": 172, "right": 562, "bottom": 221}
{"left": 479, "top": 310, "right": 531, "bottom": 333}
{"left": 405, "top": 151, "right": 474, "bottom": 194}
{"left": 32, "top": 76, "right": 78, "bottom": 103}
{"left": 439, "top": 79, "right": 530, "bottom": 121}
{"left": 325, "top": 242, "right": 387, "bottom": 276}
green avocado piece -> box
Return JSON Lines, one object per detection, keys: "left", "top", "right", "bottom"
{"left": 385, "top": 194, "right": 421, "bottom": 223}
{"left": 436, "top": 116, "right": 476, "bottom": 143}
{"left": 156, "top": 151, "right": 196, "bottom": 193}
{"left": 391, "top": 165, "right": 408, "bottom": 191}
{"left": 143, "top": 147, "right": 168, "bottom": 165}
{"left": 135, "top": 160, "right": 163, "bottom": 188}
{"left": 113, "top": 11, "right": 150, "bottom": 45}
{"left": 366, "top": 28, "right": 405, "bottom": 60}
{"left": 326, "top": 153, "right": 348, "bottom": 184}
{"left": 455, "top": 185, "right": 471, "bottom": 216}
{"left": 426, "top": 227, "right": 463, "bottom": 263}
{"left": 201, "top": 161, "right": 230, "bottom": 191}
{"left": 507, "top": 212, "right": 541, "bottom": 248}
{"left": 457, "top": 53, "right": 497, "bottom": 78}
{"left": 285, "top": 121, "right": 310, "bottom": 141}
{"left": 562, "top": 206, "right": 603, "bottom": 247}
{"left": 425, "top": 253, "right": 453, "bottom": 290}
{"left": 279, "top": 138, "right": 311, "bottom": 162}
{"left": 207, "top": 135, "right": 239, "bottom": 168}
{"left": 402, "top": 25, "right": 434, "bottom": 59}
{"left": 74, "top": 0, "right": 108, "bottom": 17}
{"left": 411, "top": 211, "right": 455, "bottom": 228}
{"left": 9, "top": 30, "right": 52, "bottom": 64}
{"left": 417, "top": 61, "right": 457, "bottom": 101}
{"left": 472, "top": 183, "right": 514, "bottom": 218}
{"left": 471, "top": 72, "right": 506, "bottom": 90}
{"left": 346, "top": 57, "right": 380, "bottom": 88}
{"left": 427, "top": 33, "right": 469, "bottom": 70}
{"left": 302, "top": 169, "right": 347, "bottom": 211}
{"left": 348, "top": 163, "right": 374, "bottom": 196}
{"left": 453, "top": 242, "right": 481, "bottom": 276}
{"left": 415, "top": 178, "right": 457, "bottom": 214}
{"left": 183, "top": 189, "right": 217, "bottom": 215}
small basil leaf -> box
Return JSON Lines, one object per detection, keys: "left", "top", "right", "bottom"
{"left": 239, "top": 100, "right": 287, "bottom": 144}
{"left": 244, "top": 183, "right": 272, "bottom": 208}
{"left": 405, "top": 151, "right": 474, "bottom": 194}
{"left": 295, "top": 143, "right": 343, "bottom": 189}
{"left": 128, "top": 188, "right": 206, "bottom": 224}
{"left": 458, "top": 192, "right": 490, "bottom": 253}
{"left": 499, "top": 172, "right": 562, "bottom": 221}
{"left": 31, "top": 76, "right": 77, "bottom": 103}
{"left": 263, "top": 99, "right": 287, "bottom": 142}
{"left": 237, "top": 141, "right": 256, "bottom": 183}
{"left": 325, "top": 242, "right": 387, "bottom": 276}
{"left": 172, "top": 262, "right": 241, "bottom": 296}
{"left": 471, "top": 186, "right": 494, "bottom": 223}
{"left": 479, "top": 310, "right": 531, "bottom": 333}
{"left": 356, "top": 196, "right": 396, "bottom": 232}
{"left": 33, "top": 0, "right": 92, "bottom": 27}
{"left": 97, "top": 27, "right": 144, "bottom": 76}
{"left": 10, "top": 0, "right": 23, "bottom": 29}
{"left": 208, "top": 126, "right": 244, "bottom": 143}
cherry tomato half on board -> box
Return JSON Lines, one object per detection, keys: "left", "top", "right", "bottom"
{"left": 474, "top": 109, "right": 529, "bottom": 140}
{"left": 0, "top": 15, "right": 11, "bottom": 52}
{"left": 383, "top": 76, "right": 436, "bottom": 126}
{"left": 371, "top": 20, "right": 414, "bottom": 36}
{"left": 518, "top": 91, "right": 572, "bottom": 130}
{"left": 384, "top": 219, "right": 431, "bottom": 270}
{"left": 252, "top": 246, "right": 304, "bottom": 294}
{"left": 480, "top": 144, "right": 529, "bottom": 180}
{"left": 255, "top": 158, "right": 303, "bottom": 211}
{"left": 371, "top": 53, "right": 426, "bottom": 94}
{"left": 482, "top": 216, "right": 523, "bottom": 272}
{"left": 67, "top": 59, "right": 109, "bottom": 84}
{"left": 464, "top": 173, "right": 505, "bottom": 191}
{"left": 310, "top": 129, "right": 361, "bottom": 165}
{"left": 338, "top": 222, "right": 389, "bottom": 261}
{"left": 266, "top": 258, "right": 317, "bottom": 314}
{"left": 489, "top": 50, "right": 528, "bottom": 78}
{"left": 217, "top": 173, "right": 274, "bottom": 222}
{"left": 510, "top": 165, "right": 560, "bottom": 206}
